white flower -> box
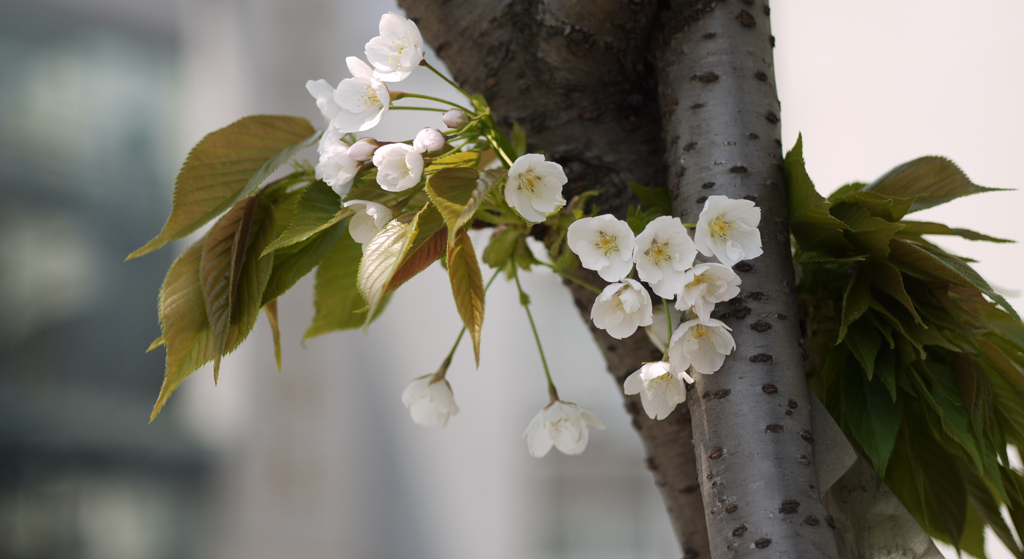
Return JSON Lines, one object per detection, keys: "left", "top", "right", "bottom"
{"left": 693, "top": 195, "right": 762, "bottom": 266}
{"left": 364, "top": 12, "right": 425, "bottom": 82}
{"left": 634, "top": 216, "right": 698, "bottom": 299}
{"left": 442, "top": 108, "right": 469, "bottom": 129}
{"left": 591, "top": 278, "right": 653, "bottom": 339}
{"left": 523, "top": 401, "right": 605, "bottom": 457}
{"left": 306, "top": 79, "right": 342, "bottom": 126}
{"left": 401, "top": 375, "right": 459, "bottom": 428}
{"left": 668, "top": 318, "right": 736, "bottom": 376}
{"left": 332, "top": 57, "right": 390, "bottom": 133}
{"left": 372, "top": 143, "right": 424, "bottom": 192}
{"left": 623, "top": 361, "right": 693, "bottom": 420}
{"left": 412, "top": 127, "right": 446, "bottom": 153}
{"left": 505, "top": 153, "right": 567, "bottom": 223}
{"left": 347, "top": 138, "right": 378, "bottom": 162}
{"left": 344, "top": 200, "right": 393, "bottom": 247}
{"left": 675, "top": 263, "right": 742, "bottom": 322}
{"left": 567, "top": 215, "right": 635, "bottom": 282}
{"left": 316, "top": 143, "right": 360, "bottom": 198}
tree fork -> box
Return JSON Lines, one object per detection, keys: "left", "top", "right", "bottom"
{"left": 657, "top": 1, "right": 840, "bottom": 556}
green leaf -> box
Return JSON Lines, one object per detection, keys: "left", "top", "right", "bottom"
{"left": 898, "top": 221, "right": 1014, "bottom": 244}
{"left": 832, "top": 203, "right": 904, "bottom": 257}
{"left": 305, "top": 233, "right": 387, "bottom": 338}
{"left": 827, "top": 181, "right": 868, "bottom": 202}
{"left": 834, "top": 190, "right": 914, "bottom": 222}
{"left": 357, "top": 206, "right": 431, "bottom": 330}
{"left": 915, "top": 363, "right": 984, "bottom": 474}
{"left": 262, "top": 222, "right": 347, "bottom": 304}
{"left": 784, "top": 135, "right": 853, "bottom": 255}
{"left": 511, "top": 121, "right": 527, "bottom": 158}
{"left": 965, "top": 470, "right": 1024, "bottom": 558}
{"left": 840, "top": 352, "right": 902, "bottom": 474}
{"left": 200, "top": 194, "right": 262, "bottom": 379}
{"left": 263, "top": 181, "right": 344, "bottom": 255}
{"left": 838, "top": 265, "right": 872, "bottom": 342}
{"left": 424, "top": 150, "right": 480, "bottom": 175}
{"left": 628, "top": 182, "right": 672, "bottom": 215}
{"left": 867, "top": 260, "right": 923, "bottom": 325}
{"left": 129, "top": 115, "right": 317, "bottom": 260}
{"left": 427, "top": 167, "right": 501, "bottom": 245}
{"left": 865, "top": 156, "right": 1006, "bottom": 213}
{"left": 448, "top": 228, "right": 486, "bottom": 366}
{"left": 482, "top": 227, "right": 522, "bottom": 273}
{"left": 844, "top": 320, "right": 881, "bottom": 380}
{"left": 151, "top": 202, "right": 274, "bottom": 421}
{"left": 264, "top": 299, "right": 282, "bottom": 372}
{"left": 626, "top": 205, "right": 663, "bottom": 235}
{"left": 386, "top": 204, "right": 446, "bottom": 292}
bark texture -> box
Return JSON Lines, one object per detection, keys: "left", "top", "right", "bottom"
{"left": 657, "top": 2, "right": 839, "bottom": 556}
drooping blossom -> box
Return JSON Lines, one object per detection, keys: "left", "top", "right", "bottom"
{"left": 412, "top": 127, "right": 446, "bottom": 153}
{"left": 364, "top": 12, "right": 425, "bottom": 82}
{"left": 306, "top": 79, "right": 342, "bottom": 128}
{"left": 675, "top": 263, "right": 742, "bottom": 322}
{"left": 331, "top": 57, "right": 390, "bottom": 133}
{"left": 634, "top": 216, "right": 698, "bottom": 299}
{"left": 523, "top": 401, "right": 605, "bottom": 457}
{"left": 505, "top": 153, "right": 567, "bottom": 223}
{"left": 316, "top": 143, "right": 360, "bottom": 198}
{"left": 401, "top": 375, "right": 459, "bottom": 428}
{"left": 591, "top": 279, "right": 653, "bottom": 340}
{"left": 372, "top": 143, "right": 424, "bottom": 191}
{"left": 667, "top": 318, "right": 736, "bottom": 376}
{"left": 623, "top": 361, "right": 693, "bottom": 420}
{"left": 344, "top": 200, "right": 393, "bottom": 247}
{"left": 693, "top": 196, "right": 762, "bottom": 267}
{"left": 567, "top": 215, "right": 635, "bottom": 282}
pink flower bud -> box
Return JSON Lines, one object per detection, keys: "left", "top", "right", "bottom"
{"left": 347, "top": 138, "right": 378, "bottom": 162}
{"left": 441, "top": 108, "right": 469, "bottom": 129}
{"left": 413, "top": 128, "right": 446, "bottom": 153}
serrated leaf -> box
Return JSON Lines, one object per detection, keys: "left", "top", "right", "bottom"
{"left": 357, "top": 208, "right": 423, "bottom": 330}
{"left": 868, "top": 260, "right": 923, "bottom": 325}
{"left": 827, "top": 181, "right": 868, "bottom": 202}
{"left": 200, "top": 195, "right": 261, "bottom": 379}
{"left": 834, "top": 190, "right": 915, "bottom": 222}
{"left": 628, "top": 182, "right": 672, "bottom": 216}
{"left": 865, "top": 156, "right": 1006, "bottom": 213}
{"left": 832, "top": 203, "right": 904, "bottom": 257}
{"left": 424, "top": 150, "right": 481, "bottom": 175}
{"left": 265, "top": 299, "right": 282, "bottom": 371}
{"left": 386, "top": 205, "right": 446, "bottom": 292}
{"left": 915, "top": 363, "right": 984, "bottom": 474}
{"left": 965, "top": 474, "right": 1024, "bottom": 559}
{"left": 482, "top": 227, "right": 522, "bottom": 271}
{"left": 427, "top": 167, "right": 501, "bottom": 245}
{"left": 844, "top": 320, "right": 881, "bottom": 380}
{"left": 263, "top": 222, "right": 347, "bottom": 304}
{"left": 305, "top": 234, "right": 388, "bottom": 338}
{"left": 129, "top": 116, "right": 317, "bottom": 260}
{"left": 841, "top": 352, "right": 902, "bottom": 474}
{"left": 263, "top": 181, "right": 344, "bottom": 254}
{"left": 839, "top": 265, "right": 872, "bottom": 342}
{"left": 151, "top": 204, "right": 274, "bottom": 421}
{"left": 785, "top": 135, "right": 853, "bottom": 255}
{"left": 448, "top": 228, "right": 485, "bottom": 366}
{"left": 898, "top": 221, "right": 1014, "bottom": 244}
{"left": 146, "top": 337, "right": 164, "bottom": 353}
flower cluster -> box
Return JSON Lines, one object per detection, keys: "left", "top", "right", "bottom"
{"left": 568, "top": 196, "right": 761, "bottom": 420}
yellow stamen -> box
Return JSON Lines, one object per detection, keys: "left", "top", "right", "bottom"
{"left": 643, "top": 238, "right": 671, "bottom": 265}
{"left": 594, "top": 231, "right": 619, "bottom": 256}
{"left": 709, "top": 216, "right": 733, "bottom": 240}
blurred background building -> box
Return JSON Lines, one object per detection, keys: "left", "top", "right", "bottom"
{"left": 0, "top": 0, "right": 1022, "bottom": 558}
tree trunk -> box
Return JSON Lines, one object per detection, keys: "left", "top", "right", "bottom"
{"left": 400, "top": 0, "right": 838, "bottom": 556}
{"left": 657, "top": 2, "right": 839, "bottom": 556}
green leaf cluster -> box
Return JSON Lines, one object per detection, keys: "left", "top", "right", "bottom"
{"left": 788, "top": 135, "right": 1024, "bottom": 556}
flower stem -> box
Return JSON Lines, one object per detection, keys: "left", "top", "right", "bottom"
{"left": 421, "top": 60, "right": 473, "bottom": 103}
{"left": 513, "top": 269, "right": 559, "bottom": 402}
{"left": 534, "top": 262, "right": 602, "bottom": 294}
{"left": 390, "top": 106, "right": 449, "bottom": 113}
{"left": 395, "top": 92, "right": 472, "bottom": 113}
{"left": 663, "top": 298, "right": 674, "bottom": 344}
{"left": 435, "top": 268, "right": 502, "bottom": 380}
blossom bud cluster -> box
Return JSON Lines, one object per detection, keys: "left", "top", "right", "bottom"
{"left": 567, "top": 196, "right": 762, "bottom": 420}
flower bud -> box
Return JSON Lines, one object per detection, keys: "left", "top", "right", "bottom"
{"left": 441, "top": 108, "right": 469, "bottom": 129}
{"left": 413, "top": 127, "right": 446, "bottom": 153}
{"left": 347, "top": 138, "right": 378, "bottom": 162}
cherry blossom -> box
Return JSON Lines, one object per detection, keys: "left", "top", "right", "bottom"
{"left": 623, "top": 361, "right": 693, "bottom": 420}
{"left": 693, "top": 196, "right": 762, "bottom": 267}
{"left": 591, "top": 279, "right": 654, "bottom": 339}
{"left": 316, "top": 143, "right": 360, "bottom": 198}
{"left": 401, "top": 375, "right": 459, "bottom": 428}
{"left": 675, "top": 263, "right": 741, "bottom": 322}
{"left": 523, "top": 401, "right": 605, "bottom": 457}
{"left": 634, "top": 216, "right": 698, "bottom": 299}
{"left": 364, "top": 12, "right": 425, "bottom": 82}
{"left": 412, "top": 127, "right": 446, "bottom": 153}
{"left": 567, "top": 215, "right": 635, "bottom": 282}
{"left": 332, "top": 57, "right": 390, "bottom": 133}
{"left": 667, "top": 318, "right": 736, "bottom": 376}
{"left": 505, "top": 154, "right": 566, "bottom": 223}
{"left": 343, "top": 200, "right": 393, "bottom": 247}
{"left": 372, "top": 143, "right": 424, "bottom": 192}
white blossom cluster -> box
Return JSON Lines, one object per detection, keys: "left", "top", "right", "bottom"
{"left": 567, "top": 196, "right": 762, "bottom": 421}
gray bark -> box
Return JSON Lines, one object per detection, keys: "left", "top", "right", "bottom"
{"left": 657, "top": 2, "right": 840, "bottom": 556}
